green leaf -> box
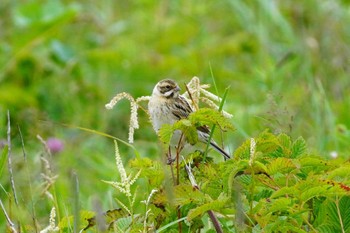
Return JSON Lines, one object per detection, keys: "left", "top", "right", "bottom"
{"left": 267, "top": 157, "right": 295, "bottom": 175}
{"left": 256, "top": 130, "right": 280, "bottom": 152}
{"left": 59, "top": 210, "right": 95, "bottom": 230}
{"left": 254, "top": 189, "right": 273, "bottom": 201}
{"left": 270, "top": 186, "right": 296, "bottom": 199}
{"left": 327, "top": 165, "right": 350, "bottom": 180}
{"left": 251, "top": 160, "right": 269, "bottom": 174}
{"left": 267, "top": 220, "right": 307, "bottom": 233}
{"left": 291, "top": 136, "right": 307, "bottom": 158}
{"left": 268, "top": 197, "right": 292, "bottom": 213}
{"left": 158, "top": 124, "right": 174, "bottom": 148}
{"left": 278, "top": 133, "right": 292, "bottom": 150}
{"left": 129, "top": 157, "right": 164, "bottom": 187}
{"left": 158, "top": 108, "right": 233, "bottom": 148}
{"left": 298, "top": 156, "right": 331, "bottom": 174}
{"left": 187, "top": 198, "right": 228, "bottom": 221}
{"left": 314, "top": 197, "right": 350, "bottom": 233}
{"left": 112, "top": 216, "right": 133, "bottom": 231}
{"left": 188, "top": 108, "right": 234, "bottom": 131}
{"left": 300, "top": 185, "right": 330, "bottom": 202}
{"left": 173, "top": 119, "right": 198, "bottom": 145}
{"left": 233, "top": 138, "right": 250, "bottom": 159}
{"left": 174, "top": 184, "right": 207, "bottom": 206}
{"left": 0, "top": 145, "right": 8, "bottom": 177}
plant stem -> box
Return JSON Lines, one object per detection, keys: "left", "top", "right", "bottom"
{"left": 208, "top": 210, "right": 223, "bottom": 233}
{"left": 18, "top": 125, "right": 38, "bottom": 232}
{"left": 0, "top": 198, "right": 17, "bottom": 233}
{"left": 7, "top": 111, "right": 18, "bottom": 206}
{"left": 203, "top": 87, "right": 230, "bottom": 161}
{"left": 177, "top": 206, "right": 182, "bottom": 233}
{"left": 184, "top": 160, "right": 223, "bottom": 233}
{"left": 335, "top": 196, "right": 345, "bottom": 233}
{"left": 175, "top": 133, "right": 185, "bottom": 233}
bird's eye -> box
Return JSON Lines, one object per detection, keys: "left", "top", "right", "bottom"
{"left": 166, "top": 85, "right": 171, "bottom": 89}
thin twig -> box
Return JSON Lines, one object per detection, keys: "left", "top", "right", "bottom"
{"left": 7, "top": 111, "right": 18, "bottom": 206}
{"left": 175, "top": 133, "right": 185, "bottom": 233}
{"left": 177, "top": 206, "right": 182, "bottom": 233}
{"left": 36, "top": 135, "right": 61, "bottom": 222}
{"left": 175, "top": 133, "right": 185, "bottom": 186}
{"left": 168, "top": 147, "right": 176, "bottom": 185}
{"left": 184, "top": 159, "right": 223, "bottom": 233}
{"left": 0, "top": 198, "right": 18, "bottom": 233}
{"left": 184, "top": 83, "right": 198, "bottom": 111}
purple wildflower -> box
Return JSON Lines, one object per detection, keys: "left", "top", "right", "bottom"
{"left": 47, "top": 138, "right": 64, "bottom": 154}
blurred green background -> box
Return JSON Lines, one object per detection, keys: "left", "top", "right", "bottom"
{"left": 1, "top": 0, "right": 350, "bottom": 228}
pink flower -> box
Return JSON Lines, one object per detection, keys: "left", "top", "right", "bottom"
{"left": 47, "top": 138, "right": 64, "bottom": 154}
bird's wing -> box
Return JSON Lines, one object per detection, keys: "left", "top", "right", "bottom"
{"left": 172, "top": 96, "right": 193, "bottom": 119}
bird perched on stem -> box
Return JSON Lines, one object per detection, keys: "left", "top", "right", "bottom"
{"left": 148, "top": 79, "right": 230, "bottom": 160}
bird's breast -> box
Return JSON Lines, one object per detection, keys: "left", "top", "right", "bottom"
{"left": 148, "top": 97, "right": 177, "bottom": 132}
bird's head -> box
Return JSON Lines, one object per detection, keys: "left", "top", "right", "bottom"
{"left": 152, "top": 79, "right": 181, "bottom": 98}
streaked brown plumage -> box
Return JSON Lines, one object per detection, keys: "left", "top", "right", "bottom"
{"left": 148, "top": 79, "right": 230, "bottom": 159}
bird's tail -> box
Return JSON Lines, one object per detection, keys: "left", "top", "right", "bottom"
{"left": 210, "top": 141, "right": 231, "bottom": 160}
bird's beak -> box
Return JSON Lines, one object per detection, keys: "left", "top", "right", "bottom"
{"left": 175, "top": 86, "right": 181, "bottom": 92}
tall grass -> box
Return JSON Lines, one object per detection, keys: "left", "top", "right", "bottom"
{"left": 1, "top": 0, "right": 350, "bottom": 231}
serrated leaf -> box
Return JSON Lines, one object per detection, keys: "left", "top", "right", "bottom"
{"left": 268, "top": 197, "right": 292, "bottom": 213}
{"left": 82, "top": 208, "right": 129, "bottom": 231}
{"left": 187, "top": 198, "right": 227, "bottom": 221}
{"left": 174, "top": 184, "right": 207, "bottom": 206}
{"left": 158, "top": 124, "right": 174, "bottom": 148}
{"left": 129, "top": 157, "right": 164, "bottom": 187}
{"left": 270, "top": 186, "right": 296, "bottom": 199}
{"left": 278, "top": 133, "right": 292, "bottom": 149}
{"left": 291, "top": 136, "right": 306, "bottom": 158}
{"left": 315, "top": 224, "right": 337, "bottom": 233}
{"left": 268, "top": 221, "right": 307, "bottom": 233}
{"left": 59, "top": 210, "right": 95, "bottom": 229}
{"left": 188, "top": 108, "right": 234, "bottom": 131}
{"left": 298, "top": 156, "right": 331, "bottom": 174}
{"left": 158, "top": 108, "right": 233, "bottom": 148}
{"left": 340, "top": 197, "right": 350, "bottom": 232}
{"left": 252, "top": 160, "right": 269, "bottom": 174}
{"left": 300, "top": 185, "right": 330, "bottom": 202}
{"left": 267, "top": 157, "right": 295, "bottom": 175}
{"left": 237, "top": 174, "right": 252, "bottom": 186}
{"left": 314, "top": 197, "right": 350, "bottom": 233}
{"left": 254, "top": 189, "right": 273, "bottom": 201}
{"left": 173, "top": 119, "right": 198, "bottom": 145}
{"left": 256, "top": 131, "right": 280, "bottom": 155}
{"left": 112, "top": 216, "right": 133, "bottom": 231}
{"left": 233, "top": 139, "right": 250, "bottom": 159}
{"left": 327, "top": 165, "right": 350, "bottom": 180}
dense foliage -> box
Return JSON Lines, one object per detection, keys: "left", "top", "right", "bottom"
{"left": 1, "top": 0, "right": 350, "bottom": 232}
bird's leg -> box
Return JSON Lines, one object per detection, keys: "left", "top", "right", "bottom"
{"left": 175, "top": 133, "right": 186, "bottom": 186}
{"left": 166, "top": 146, "right": 177, "bottom": 185}
{"left": 166, "top": 146, "right": 175, "bottom": 165}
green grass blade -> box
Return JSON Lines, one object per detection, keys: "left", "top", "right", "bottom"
{"left": 0, "top": 145, "right": 8, "bottom": 177}
{"left": 203, "top": 86, "right": 230, "bottom": 160}
{"left": 156, "top": 217, "right": 187, "bottom": 233}
{"left": 57, "top": 122, "right": 141, "bottom": 157}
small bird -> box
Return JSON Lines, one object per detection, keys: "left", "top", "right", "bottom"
{"left": 148, "top": 79, "right": 230, "bottom": 160}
